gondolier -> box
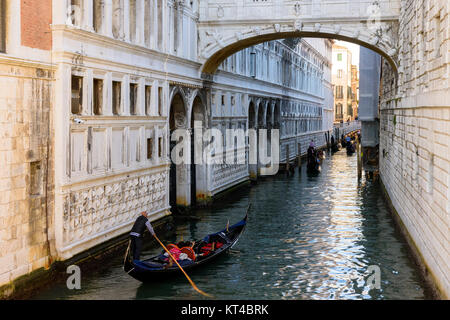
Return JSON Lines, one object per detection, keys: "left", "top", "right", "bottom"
{"left": 130, "top": 211, "right": 155, "bottom": 261}
{"left": 123, "top": 206, "right": 250, "bottom": 283}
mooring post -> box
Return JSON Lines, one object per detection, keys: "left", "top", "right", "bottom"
{"left": 357, "top": 137, "right": 362, "bottom": 180}
{"left": 286, "top": 145, "right": 290, "bottom": 176}
{"left": 297, "top": 143, "right": 302, "bottom": 171}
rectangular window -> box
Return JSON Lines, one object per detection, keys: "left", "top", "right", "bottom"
{"left": 250, "top": 51, "right": 256, "bottom": 78}
{"left": 93, "top": 79, "right": 103, "bottom": 115}
{"left": 0, "top": 0, "right": 5, "bottom": 52}
{"left": 147, "top": 138, "right": 153, "bottom": 159}
{"left": 158, "top": 137, "right": 163, "bottom": 158}
{"left": 337, "top": 53, "right": 342, "bottom": 61}
{"left": 112, "top": 81, "right": 121, "bottom": 115}
{"left": 336, "top": 85, "right": 343, "bottom": 99}
{"left": 337, "top": 69, "right": 343, "bottom": 78}
{"left": 130, "top": 83, "right": 138, "bottom": 115}
{"left": 145, "top": 85, "right": 152, "bottom": 116}
{"left": 71, "top": 75, "right": 83, "bottom": 115}
{"left": 30, "top": 161, "right": 42, "bottom": 196}
{"left": 158, "top": 87, "right": 163, "bottom": 116}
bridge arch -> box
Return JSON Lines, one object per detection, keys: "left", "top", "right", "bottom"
{"left": 200, "top": 31, "right": 399, "bottom": 77}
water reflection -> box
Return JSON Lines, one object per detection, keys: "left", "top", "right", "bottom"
{"left": 33, "top": 150, "right": 430, "bottom": 300}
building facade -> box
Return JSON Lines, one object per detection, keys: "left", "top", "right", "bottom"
{"left": 1, "top": 0, "right": 447, "bottom": 300}
{"left": 332, "top": 44, "right": 357, "bottom": 123}
{"left": 0, "top": 0, "right": 333, "bottom": 294}
{"left": 351, "top": 65, "right": 359, "bottom": 120}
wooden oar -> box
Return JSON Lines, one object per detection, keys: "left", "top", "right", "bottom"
{"left": 153, "top": 234, "right": 213, "bottom": 298}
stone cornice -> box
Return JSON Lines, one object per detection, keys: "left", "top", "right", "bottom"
{"left": 0, "top": 54, "right": 55, "bottom": 71}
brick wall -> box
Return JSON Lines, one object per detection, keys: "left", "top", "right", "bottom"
{"left": 379, "top": 0, "right": 449, "bottom": 299}
{"left": 20, "top": 0, "right": 52, "bottom": 50}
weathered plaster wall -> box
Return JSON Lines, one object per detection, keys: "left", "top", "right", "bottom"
{"left": 0, "top": 60, "right": 54, "bottom": 294}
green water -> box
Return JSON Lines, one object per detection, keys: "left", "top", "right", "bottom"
{"left": 33, "top": 150, "right": 432, "bottom": 300}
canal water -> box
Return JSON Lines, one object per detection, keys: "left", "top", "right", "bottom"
{"left": 33, "top": 150, "right": 431, "bottom": 300}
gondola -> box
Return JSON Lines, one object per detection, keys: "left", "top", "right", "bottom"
{"left": 346, "top": 143, "right": 356, "bottom": 155}
{"left": 307, "top": 149, "right": 322, "bottom": 175}
{"left": 123, "top": 210, "right": 248, "bottom": 282}
{"left": 307, "top": 161, "right": 322, "bottom": 174}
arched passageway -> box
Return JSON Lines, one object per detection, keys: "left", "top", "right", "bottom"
{"left": 169, "top": 92, "right": 189, "bottom": 210}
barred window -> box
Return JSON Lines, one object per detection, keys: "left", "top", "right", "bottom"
{"left": 93, "top": 79, "right": 103, "bottom": 115}
{"left": 129, "top": 83, "right": 138, "bottom": 115}
{"left": 71, "top": 75, "right": 83, "bottom": 115}
{"left": 112, "top": 81, "right": 121, "bottom": 115}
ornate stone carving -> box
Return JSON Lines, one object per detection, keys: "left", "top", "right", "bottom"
{"left": 294, "top": 20, "right": 303, "bottom": 31}
{"left": 199, "top": 29, "right": 224, "bottom": 52}
{"left": 294, "top": 1, "right": 302, "bottom": 16}
{"left": 314, "top": 23, "right": 321, "bottom": 32}
{"left": 334, "top": 25, "right": 342, "bottom": 34}
{"left": 174, "top": 112, "right": 186, "bottom": 128}
{"left": 62, "top": 172, "right": 167, "bottom": 246}
{"left": 217, "top": 5, "right": 224, "bottom": 18}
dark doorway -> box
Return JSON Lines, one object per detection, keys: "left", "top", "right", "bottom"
{"left": 190, "top": 130, "right": 196, "bottom": 206}
{"left": 169, "top": 138, "right": 177, "bottom": 210}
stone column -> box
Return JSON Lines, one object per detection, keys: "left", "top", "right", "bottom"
{"left": 123, "top": 0, "right": 130, "bottom": 42}
{"left": 83, "top": 69, "right": 94, "bottom": 116}
{"left": 103, "top": 0, "right": 113, "bottom": 37}
{"left": 53, "top": 0, "right": 70, "bottom": 25}
{"left": 122, "top": 75, "right": 130, "bottom": 116}
{"left": 137, "top": 0, "right": 145, "bottom": 45}
{"left": 152, "top": 0, "right": 158, "bottom": 49}
{"left": 54, "top": 63, "right": 72, "bottom": 255}
{"left": 137, "top": 78, "right": 146, "bottom": 116}
{"left": 248, "top": 126, "right": 258, "bottom": 181}
{"left": 104, "top": 73, "right": 113, "bottom": 116}
{"left": 83, "top": 0, "right": 94, "bottom": 31}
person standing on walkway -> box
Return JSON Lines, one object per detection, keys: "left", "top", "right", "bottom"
{"left": 129, "top": 211, "right": 155, "bottom": 261}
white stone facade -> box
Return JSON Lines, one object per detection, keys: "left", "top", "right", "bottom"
{"left": 0, "top": 0, "right": 333, "bottom": 292}
{"left": 1, "top": 0, "right": 447, "bottom": 300}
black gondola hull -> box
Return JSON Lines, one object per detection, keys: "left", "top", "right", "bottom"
{"left": 123, "top": 213, "right": 248, "bottom": 282}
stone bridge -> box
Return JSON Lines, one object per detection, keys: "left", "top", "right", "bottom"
{"left": 197, "top": 0, "right": 400, "bottom": 75}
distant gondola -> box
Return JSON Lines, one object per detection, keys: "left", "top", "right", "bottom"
{"left": 307, "top": 161, "right": 322, "bottom": 174}
{"left": 123, "top": 210, "right": 248, "bottom": 282}
{"left": 346, "top": 143, "right": 356, "bottom": 155}
{"left": 307, "top": 146, "right": 322, "bottom": 174}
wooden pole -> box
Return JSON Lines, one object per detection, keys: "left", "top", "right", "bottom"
{"left": 286, "top": 145, "right": 290, "bottom": 175}
{"left": 357, "top": 137, "right": 362, "bottom": 180}
{"left": 153, "top": 234, "right": 213, "bottom": 298}
{"left": 297, "top": 143, "right": 302, "bottom": 171}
